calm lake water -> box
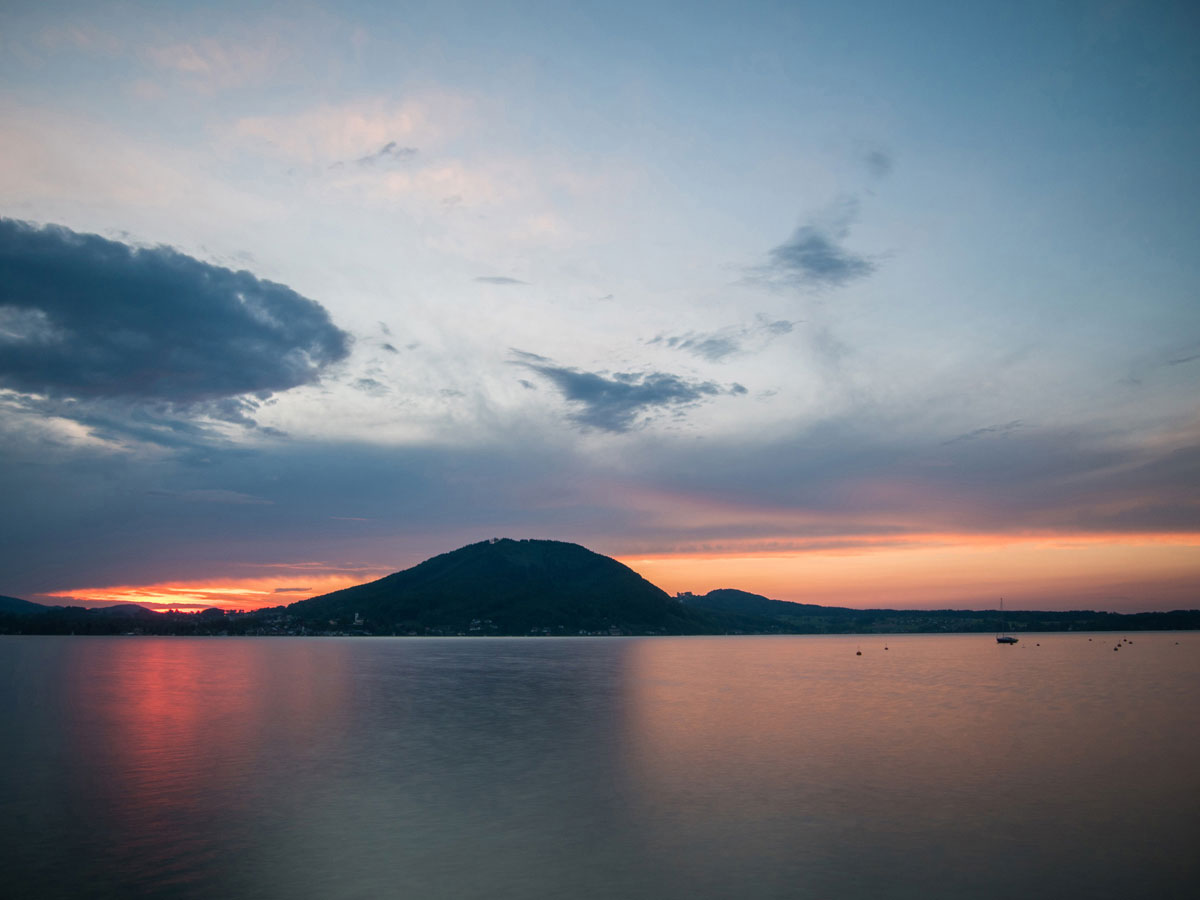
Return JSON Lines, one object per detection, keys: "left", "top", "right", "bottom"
{"left": 2, "top": 633, "right": 1198, "bottom": 899}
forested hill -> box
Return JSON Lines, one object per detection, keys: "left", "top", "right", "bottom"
{"left": 286, "top": 538, "right": 733, "bottom": 635}
{"left": 0, "top": 595, "right": 52, "bottom": 615}
{"left": 679, "top": 589, "right": 1200, "bottom": 634}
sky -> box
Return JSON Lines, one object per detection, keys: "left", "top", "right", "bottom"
{"left": 1, "top": 0, "right": 1198, "bottom": 613}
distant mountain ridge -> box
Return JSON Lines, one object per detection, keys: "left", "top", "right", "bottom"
{"left": 680, "top": 588, "right": 844, "bottom": 618}
{"left": 0, "top": 595, "right": 52, "bottom": 615}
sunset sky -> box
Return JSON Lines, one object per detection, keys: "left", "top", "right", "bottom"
{"left": 2, "top": 1, "right": 1197, "bottom": 613}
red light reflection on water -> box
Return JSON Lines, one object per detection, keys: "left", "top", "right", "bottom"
{"left": 59, "top": 639, "right": 353, "bottom": 889}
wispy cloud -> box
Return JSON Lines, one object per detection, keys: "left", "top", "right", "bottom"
{"left": 353, "top": 141, "right": 417, "bottom": 166}
{"left": 474, "top": 276, "right": 527, "bottom": 285}
{"left": 649, "top": 316, "right": 797, "bottom": 362}
{"left": 753, "top": 199, "right": 877, "bottom": 290}
{"left": 513, "top": 351, "right": 745, "bottom": 432}
{"left": 233, "top": 97, "right": 456, "bottom": 166}
{"left": 329, "top": 142, "right": 419, "bottom": 170}
{"left": 352, "top": 377, "right": 389, "bottom": 396}
{"left": 864, "top": 148, "right": 893, "bottom": 179}
{"left": 941, "top": 420, "right": 1024, "bottom": 446}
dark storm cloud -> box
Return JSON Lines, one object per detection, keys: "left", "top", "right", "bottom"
{"left": 355, "top": 141, "right": 417, "bottom": 166}
{"left": 0, "top": 219, "right": 350, "bottom": 416}
{"left": 16, "top": 394, "right": 224, "bottom": 450}
{"left": 474, "top": 276, "right": 528, "bottom": 285}
{"left": 514, "top": 354, "right": 741, "bottom": 432}
{"left": 649, "top": 317, "right": 796, "bottom": 362}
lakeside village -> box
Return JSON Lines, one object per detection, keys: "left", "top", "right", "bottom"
{"left": 6, "top": 599, "right": 1199, "bottom": 637}
{"left": 168, "top": 610, "right": 638, "bottom": 637}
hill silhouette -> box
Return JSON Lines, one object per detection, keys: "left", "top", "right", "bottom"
{"left": 288, "top": 538, "right": 733, "bottom": 635}
{"left": 0, "top": 595, "right": 51, "bottom": 615}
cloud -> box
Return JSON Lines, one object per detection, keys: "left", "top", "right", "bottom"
{"left": 864, "top": 148, "right": 893, "bottom": 178}
{"left": 649, "top": 316, "right": 797, "bottom": 362}
{"left": 514, "top": 353, "right": 743, "bottom": 432}
{"left": 232, "top": 98, "right": 452, "bottom": 166}
{"left": 1, "top": 392, "right": 1196, "bottom": 605}
{"left": 941, "top": 420, "right": 1024, "bottom": 446}
{"left": 619, "top": 415, "right": 1200, "bottom": 546}
{"left": 352, "top": 377, "right": 389, "bottom": 397}
{"left": 354, "top": 141, "right": 417, "bottom": 166}
{"left": 474, "top": 276, "right": 527, "bottom": 285}
{"left": 672, "top": 336, "right": 739, "bottom": 361}
{"left": 0, "top": 219, "right": 350, "bottom": 431}
{"left": 755, "top": 201, "right": 876, "bottom": 289}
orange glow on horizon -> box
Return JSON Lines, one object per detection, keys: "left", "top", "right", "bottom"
{"left": 33, "top": 530, "right": 1200, "bottom": 615}
{"left": 40, "top": 569, "right": 393, "bottom": 612}
{"left": 618, "top": 531, "right": 1200, "bottom": 612}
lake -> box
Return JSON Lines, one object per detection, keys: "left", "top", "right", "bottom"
{"left": 2, "top": 633, "right": 1197, "bottom": 899}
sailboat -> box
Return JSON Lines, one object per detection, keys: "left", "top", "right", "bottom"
{"left": 996, "top": 598, "right": 1018, "bottom": 644}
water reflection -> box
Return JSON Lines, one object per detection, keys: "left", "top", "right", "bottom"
{"left": 617, "top": 634, "right": 1200, "bottom": 899}
{"left": 1, "top": 634, "right": 1197, "bottom": 900}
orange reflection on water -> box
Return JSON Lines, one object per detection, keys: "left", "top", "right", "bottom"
{"left": 612, "top": 635, "right": 1083, "bottom": 895}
